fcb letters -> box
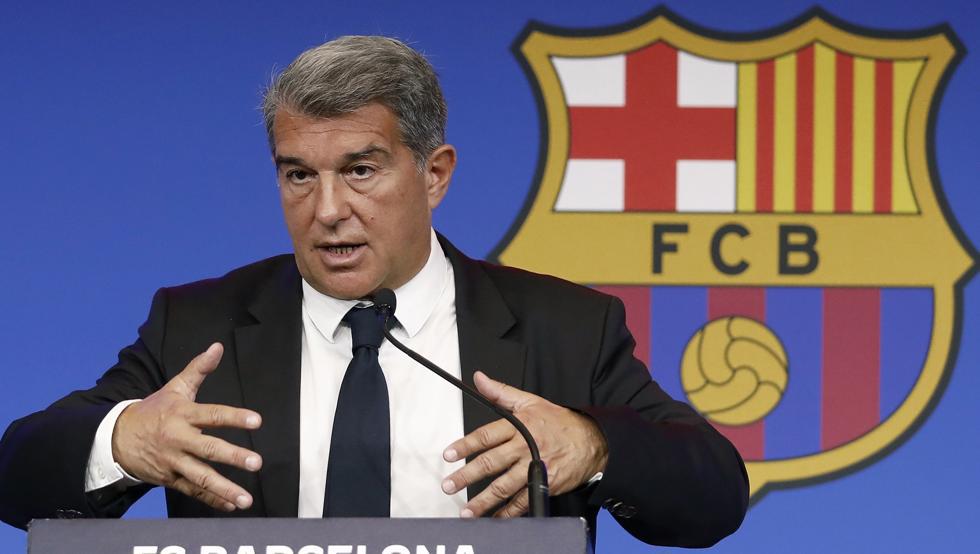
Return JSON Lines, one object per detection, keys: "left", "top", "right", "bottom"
{"left": 652, "top": 222, "right": 819, "bottom": 276}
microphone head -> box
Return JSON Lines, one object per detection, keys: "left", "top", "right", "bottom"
{"left": 371, "top": 288, "right": 397, "bottom": 319}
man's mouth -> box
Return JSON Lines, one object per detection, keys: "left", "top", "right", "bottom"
{"left": 317, "top": 243, "right": 366, "bottom": 263}
{"left": 325, "top": 245, "right": 360, "bottom": 255}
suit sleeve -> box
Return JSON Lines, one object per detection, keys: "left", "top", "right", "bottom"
{"left": 0, "top": 289, "right": 171, "bottom": 530}
{"left": 577, "top": 295, "right": 749, "bottom": 548}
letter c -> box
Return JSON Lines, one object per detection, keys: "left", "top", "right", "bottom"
{"left": 711, "top": 223, "right": 750, "bottom": 275}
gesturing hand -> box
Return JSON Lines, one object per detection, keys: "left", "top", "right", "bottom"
{"left": 441, "top": 371, "right": 609, "bottom": 518}
{"left": 112, "top": 343, "right": 263, "bottom": 512}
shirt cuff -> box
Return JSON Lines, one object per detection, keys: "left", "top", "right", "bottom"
{"left": 84, "top": 399, "right": 143, "bottom": 492}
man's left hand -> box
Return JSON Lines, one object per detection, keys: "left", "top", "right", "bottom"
{"left": 441, "top": 371, "right": 609, "bottom": 518}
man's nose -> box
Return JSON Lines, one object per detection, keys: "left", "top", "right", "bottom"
{"left": 313, "top": 174, "right": 354, "bottom": 227}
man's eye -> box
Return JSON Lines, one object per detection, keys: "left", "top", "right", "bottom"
{"left": 347, "top": 165, "right": 376, "bottom": 180}
{"left": 286, "top": 169, "right": 314, "bottom": 183}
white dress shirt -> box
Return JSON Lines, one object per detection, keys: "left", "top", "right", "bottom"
{"left": 86, "top": 229, "right": 468, "bottom": 517}
{"left": 298, "top": 230, "right": 466, "bottom": 516}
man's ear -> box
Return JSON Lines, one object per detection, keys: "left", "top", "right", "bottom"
{"left": 424, "top": 144, "right": 457, "bottom": 210}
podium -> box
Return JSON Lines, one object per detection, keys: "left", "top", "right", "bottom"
{"left": 27, "top": 517, "right": 591, "bottom": 554}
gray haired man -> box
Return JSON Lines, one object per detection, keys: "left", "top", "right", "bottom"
{"left": 0, "top": 36, "right": 748, "bottom": 548}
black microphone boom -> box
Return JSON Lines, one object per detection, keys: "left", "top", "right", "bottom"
{"left": 370, "top": 288, "right": 550, "bottom": 517}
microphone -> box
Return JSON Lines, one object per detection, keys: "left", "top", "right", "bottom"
{"left": 369, "top": 288, "right": 550, "bottom": 517}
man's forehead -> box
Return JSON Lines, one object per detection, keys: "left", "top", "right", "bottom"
{"left": 271, "top": 105, "right": 401, "bottom": 157}
{"left": 274, "top": 113, "right": 391, "bottom": 141}
{"left": 275, "top": 103, "right": 398, "bottom": 132}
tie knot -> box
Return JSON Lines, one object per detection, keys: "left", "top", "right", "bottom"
{"left": 343, "top": 306, "right": 385, "bottom": 352}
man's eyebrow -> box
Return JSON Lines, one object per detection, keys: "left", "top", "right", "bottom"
{"left": 342, "top": 145, "right": 391, "bottom": 164}
{"left": 274, "top": 146, "right": 392, "bottom": 169}
{"left": 274, "top": 155, "right": 309, "bottom": 168}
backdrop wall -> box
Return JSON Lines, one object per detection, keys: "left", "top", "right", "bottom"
{"left": 1, "top": 1, "right": 977, "bottom": 552}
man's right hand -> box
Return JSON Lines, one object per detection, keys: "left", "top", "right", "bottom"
{"left": 112, "top": 342, "right": 262, "bottom": 512}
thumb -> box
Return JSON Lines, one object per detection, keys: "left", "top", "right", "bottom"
{"left": 168, "top": 342, "right": 223, "bottom": 400}
{"left": 473, "top": 370, "right": 536, "bottom": 412}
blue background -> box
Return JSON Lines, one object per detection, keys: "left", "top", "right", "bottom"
{"left": 1, "top": 1, "right": 977, "bottom": 552}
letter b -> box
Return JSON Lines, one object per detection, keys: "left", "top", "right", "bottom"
{"left": 779, "top": 225, "right": 819, "bottom": 275}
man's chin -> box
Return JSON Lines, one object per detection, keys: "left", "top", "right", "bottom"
{"left": 293, "top": 254, "right": 380, "bottom": 300}
{"left": 316, "top": 284, "right": 375, "bottom": 301}
{"left": 307, "top": 274, "right": 379, "bottom": 301}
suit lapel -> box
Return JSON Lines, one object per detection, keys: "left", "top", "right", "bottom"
{"left": 234, "top": 259, "right": 303, "bottom": 517}
{"left": 440, "top": 236, "right": 527, "bottom": 501}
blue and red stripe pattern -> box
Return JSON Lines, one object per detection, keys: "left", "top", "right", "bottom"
{"left": 591, "top": 285, "right": 931, "bottom": 461}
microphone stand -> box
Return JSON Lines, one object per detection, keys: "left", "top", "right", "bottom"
{"left": 374, "top": 298, "right": 549, "bottom": 517}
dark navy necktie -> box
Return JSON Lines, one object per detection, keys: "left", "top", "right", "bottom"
{"left": 323, "top": 306, "right": 391, "bottom": 517}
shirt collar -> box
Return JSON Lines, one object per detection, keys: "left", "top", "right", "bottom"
{"left": 302, "top": 229, "right": 450, "bottom": 343}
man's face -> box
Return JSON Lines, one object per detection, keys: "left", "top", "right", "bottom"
{"left": 272, "top": 103, "right": 455, "bottom": 300}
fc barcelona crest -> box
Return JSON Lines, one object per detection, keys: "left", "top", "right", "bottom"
{"left": 492, "top": 8, "right": 977, "bottom": 502}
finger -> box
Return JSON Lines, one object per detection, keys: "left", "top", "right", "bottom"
{"left": 473, "top": 371, "right": 537, "bottom": 412}
{"left": 172, "top": 454, "right": 253, "bottom": 510}
{"left": 167, "top": 343, "right": 224, "bottom": 399}
{"left": 461, "top": 463, "right": 527, "bottom": 518}
{"left": 494, "top": 488, "right": 530, "bottom": 519}
{"left": 444, "top": 419, "right": 516, "bottom": 462}
{"left": 179, "top": 431, "right": 263, "bottom": 473}
{"left": 169, "top": 476, "right": 237, "bottom": 512}
{"left": 186, "top": 403, "right": 262, "bottom": 430}
{"left": 442, "top": 439, "right": 525, "bottom": 495}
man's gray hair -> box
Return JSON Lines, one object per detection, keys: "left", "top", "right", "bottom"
{"left": 262, "top": 35, "right": 448, "bottom": 168}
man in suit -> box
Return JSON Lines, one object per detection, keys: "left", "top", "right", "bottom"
{"left": 0, "top": 36, "right": 748, "bottom": 547}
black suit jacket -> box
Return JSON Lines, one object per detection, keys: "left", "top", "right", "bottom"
{"left": 0, "top": 236, "right": 748, "bottom": 547}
